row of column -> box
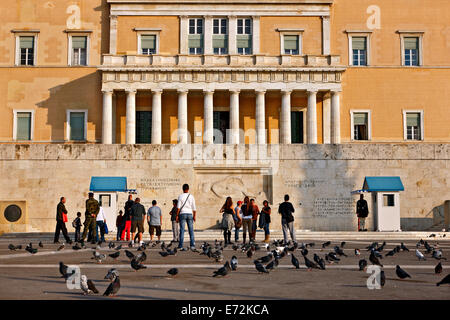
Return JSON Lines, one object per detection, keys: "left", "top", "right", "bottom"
{"left": 102, "top": 89, "right": 341, "bottom": 145}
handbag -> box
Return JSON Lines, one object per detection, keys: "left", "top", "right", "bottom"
{"left": 103, "top": 222, "right": 109, "bottom": 234}
{"left": 62, "top": 213, "right": 68, "bottom": 223}
{"left": 258, "top": 211, "right": 265, "bottom": 229}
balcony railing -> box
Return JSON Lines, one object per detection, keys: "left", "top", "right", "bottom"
{"left": 101, "top": 53, "right": 342, "bottom": 68}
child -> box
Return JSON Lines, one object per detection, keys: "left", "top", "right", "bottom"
{"left": 72, "top": 212, "right": 82, "bottom": 242}
{"left": 116, "top": 210, "right": 124, "bottom": 241}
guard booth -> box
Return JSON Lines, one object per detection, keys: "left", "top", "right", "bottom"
{"left": 89, "top": 176, "right": 131, "bottom": 234}
{"left": 353, "top": 176, "right": 404, "bottom": 232}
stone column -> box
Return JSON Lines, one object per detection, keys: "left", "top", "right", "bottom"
{"left": 102, "top": 89, "right": 113, "bottom": 144}
{"left": 204, "top": 16, "right": 213, "bottom": 55}
{"left": 321, "top": 16, "right": 331, "bottom": 55}
{"left": 228, "top": 16, "right": 237, "bottom": 55}
{"left": 255, "top": 89, "right": 266, "bottom": 144}
{"left": 307, "top": 89, "right": 318, "bottom": 144}
{"left": 330, "top": 90, "right": 341, "bottom": 144}
{"left": 229, "top": 89, "right": 240, "bottom": 144}
{"left": 151, "top": 89, "right": 163, "bottom": 144}
{"left": 280, "top": 90, "right": 292, "bottom": 144}
{"left": 109, "top": 15, "right": 118, "bottom": 54}
{"left": 177, "top": 89, "right": 188, "bottom": 144}
{"left": 203, "top": 89, "right": 214, "bottom": 144}
{"left": 125, "top": 89, "right": 137, "bottom": 144}
{"left": 252, "top": 16, "right": 260, "bottom": 54}
{"left": 322, "top": 92, "right": 331, "bottom": 144}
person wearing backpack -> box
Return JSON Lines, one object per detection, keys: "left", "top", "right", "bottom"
{"left": 72, "top": 212, "right": 82, "bottom": 242}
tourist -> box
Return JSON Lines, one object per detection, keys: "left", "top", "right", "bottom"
{"left": 130, "top": 197, "right": 146, "bottom": 247}
{"left": 72, "top": 211, "right": 82, "bottom": 243}
{"left": 121, "top": 194, "right": 133, "bottom": 241}
{"left": 249, "top": 199, "right": 260, "bottom": 242}
{"left": 233, "top": 201, "right": 243, "bottom": 243}
{"left": 95, "top": 204, "right": 106, "bottom": 243}
{"left": 241, "top": 196, "right": 252, "bottom": 244}
{"left": 176, "top": 183, "right": 196, "bottom": 251}
{"left": 278, "top": 194, "right": 296, "bottom": 245}
{"left": 54, "top": 196, "right": 72, "bottom": 244}
{"left": 260, "top": 200, "right": 271, "bottom": 243}
{"left": 356, "top": 194, "right": 369, "bottom": 232}
{"left": 115, "top": 210, "right": 124, "bottom": 241}
{"left": 147, "top": 200, "right": 163, "bottom": 243}
{"left": 169, "top": 199, "right": 179, "bottom": 243}
{"left": 81, "top": 192, "right": 100, "bottom": 244}
{"left": 220, "top": 197, "right": 235, "bottom": 245}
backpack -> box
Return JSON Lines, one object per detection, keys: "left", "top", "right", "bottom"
{"left": 72, "top": 218, "right": 78, "bottom": 228}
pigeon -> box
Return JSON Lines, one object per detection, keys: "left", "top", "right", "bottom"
{"left": 313, "top": 253, "right": 321, "bottom": 265}
{"left": 8, "top": 244, "right": 21, "bottom": 251}
{"left": 80, "top": 275, "right": 99, "bottom": 295}
{"left": 327, "top": 252, "right": 340, "bottom": 263}
{"left": 322, "top": 241, "right": 331, "bottom": 249}
{"left": 429, "top": 233, "right": 436, "bottom": 238}
{"left": 354, "top": 249, "right": 360, "bottom": 256}
{"left": 400, "top": 242, "right": 409, "bottom": 252}
{"left": 232, "top": 244, "right": 239, "bottom": 251}
{"left": 92, "top": 251, "right": 106, "bottom": 264}
{"left": 230, "top": 256, "right": 238, "bottom": 271}
{"left": 291, "top": 254, "right": 300, "bottom": 269}
{"left": 167, "top": 268, "right": 179, "bottom": 276}
{"left": 258, "top": 254, "right": 272, "bottom": 264}
{"left": 376, "top": 241, "right": 386, "bottom": 252}
{"left": 57, "top": 243, "right": 65, "bottom": 251}
{"left": 159, "top": 251, "right": 169, "bottom": 257}
{"left": 266, "top": 258, "right": 279, "bottom": 270}
{"left": 167, "top": 247, "right": 178, "bottom": 256}
{"left": 396, "top": 265, "right": 411, "bottom": 279}
{"left": 359, "top": 259, "right": 368, "bottom": 271}
{"left": 304, "top": 256, "right": 320, "bottom": 271}
{"left": 436, "top": 274, "right": 450, "bottom": 286}
{"left": 301, "top": 248, "right": 308, "bottom": 257}
{"left": 385, "top": 249, "right": 396, "bottom": 257}
{"left": 340, "top": 241, "right": 346, "bottom": 248}
{"left": 432, "top": 249, "right": 446, "bottom": 260}
{"left": 370, "top": 248, "right": 383, "bottom": 259}
{"left": 59, "top": 261, "right": 69, "bottom": 278}
{"left": 213, "top": 261, "right": 231, "bottom": 277}
{"left": 103, "top": 276, "right": 120, "bottom": 296}
{"left": 104, "top": 268, "right": 119, "bottom": 281}
{"left": 317, "top": 257, "right": 326, "bottom": 270}
{"left": 254, "top": 261, "right": 269, "bottom": 274}
{"left": 38, "top": 241, "right": 44, "bottom": 248}
{"left": 25, "top": 243, "right": 38, "bottom": 254}
{"left": 424, "top": 242, "right": 433, "bottom": 254}
{"left": 125, "top": 249, "right": 135, "bottom": 260}
{"left": 135, "top": 251, "right": 147, "bottom": 264}
{"left": 334, "top": 246, "right": 347, "bottom": 257}
{"left": 108, "top": 242, "right": 115, "bottom": 249}
{"left": 246, "top": 249, "right": 253, "bottom": 259}
{"left": 72, "top": 243, "right": 82, "bottom": 250}
{"left": 435, "top": 262, "right": 443, "bottom": 274}
{"left": 415, "top": 249, "right": 426, "bottom": 261}
{"left": 380, "top": 270, "right": 386, "bottom": 287}
{"left": 108, "top": 251, "right": 120, "bottom": 259}
{"left": 131, "top": 258, "right": 147, "bottom": 271}
{"left": 369, "top": 252, "right": 383, "bottom": 267}
{"left": 115, "top": 244, "right": 122, "bottom": 250}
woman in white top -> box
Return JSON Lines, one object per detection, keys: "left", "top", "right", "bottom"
{"left": 95, "top": 205, "right": 107, "bottom": 243}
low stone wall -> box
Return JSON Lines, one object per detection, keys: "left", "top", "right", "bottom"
{"left": 0, "top": 143, "right": 449, "bottom": 233}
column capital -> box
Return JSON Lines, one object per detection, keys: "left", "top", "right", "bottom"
{"left": 255, "top": 89, "right": 267, "bottom": 94}
{"left": 203, "top": 89, "right": 215, "bottom": 95}
{"left": 102, "top": 89, "right": 113, "bottom": 94}
{"left": 125, "top": 88, "right": 137, "bottom": 94}
{"left": 306, "top": 89, "right": 319, "bottom": 94}
{"left": 177, "top": 89, "right": 189, "bottom": 94}
{"left": 152, "top": 88, "right": 163, "bottom": 94}
{"left": 330, "top": 89, "right": 342, "bottom": 94}
{"left": 229, "top": 89, "right": 241, "bottom": 94}
{"left": 281, "top": 89, "right": 292, "bottom": 95}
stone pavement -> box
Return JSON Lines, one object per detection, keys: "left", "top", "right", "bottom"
{"left": 0, "top": 231, "right": 449, "bottom": 300}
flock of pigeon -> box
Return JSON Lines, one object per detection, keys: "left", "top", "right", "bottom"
{"left": 7, "top": 236, "right": 450, "bottom": 297}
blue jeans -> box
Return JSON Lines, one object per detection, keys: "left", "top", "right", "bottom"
{"left": 178, "top": 213, "right": 195, "bottom": 248}
{"left": 263, "top": 223, "right": 270, "bottom": 235}
{"left": 234, "top": 226, "right": 240, "bottom": 242}
{"left": 95, "top": 221, "right": 105, "bottom": 242}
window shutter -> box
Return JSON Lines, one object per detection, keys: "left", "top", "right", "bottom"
{"left": 353, "top": 113, "right": 368, "bottom": 125}
{"left": 213, "top": 35, "right": 227, "bottom": 48}
{"left": 352, "top": 37, "right": 366, "bottom": 50}
{"left": 188, "top": 34, "right": 203, "bottom": 48}
{"left": 141, "top": 35, "right": 156, "bottom": 50}
{"left": 406, "top": 113, "right": 420, "bottom": 126}
{"left": 284, "top": 35, "right": 298, "bottom": 50}
{"left": 404, "top": 37, "right": 419, "bottom": 50}
{"left": 72, "top": 36, "right": 87, "bottom": 49}
{"left": 70, "top": 112, "right": 85, "bottom": 140}
{"left": 20, "top": 36, "right": 34, "bottom": 49}
{"left": 237, "top": 35, "right": 251, "bottom": 48}
{"left": 16, "top": 112, "right": 31, "bottom": 140}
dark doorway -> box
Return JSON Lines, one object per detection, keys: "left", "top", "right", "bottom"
{"left": 136, "top": 111, "right": 152, "bottom": 143}
{"left": 291, "top": 111, "right": 304, "bottom": 144}
{"left": 213, "top": 111, "right": 229, "bottom": 144}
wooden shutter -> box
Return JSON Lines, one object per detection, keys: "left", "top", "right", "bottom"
{"left": 404, "top": 37, "right": 419, "bottom": 50}
{"left": 16, "top": 112, "right": 31, "bottom": 140}
{"left": 352, "top": 37, "right": 366, "bottom": 50}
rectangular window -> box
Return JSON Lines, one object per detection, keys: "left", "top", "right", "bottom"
{"left": 352, "top": 37, "right": 367, "bottom": 66}
{"left": 188, "top": 18, "right": 204, "bottom": 55}
{"left": 19, "top": 36, "right": 35, "bottom": 66}
{"left": 284, "top": 35, "right": 299, "bottom": 55}
{"left": 404, "top": 37, "right": 419, "bottom": 66}
{"left": 16, "top": 112, "right": 32, "bottom": 140}
{"left": 69, "top": 112, "right": 86, "bottom": 141}
{"left": 99, "top": 194, "right": 111, "bottom": 208}
{"left": 237, "top": 18, "right": 252, "bottom": 55}
{"left": 406, "top": 112, "right": 421, "bottom": 140}
{"left": 141, "top": 34, "right": 156, "bottom": 55}
{"left": 383, "top": 194, "right": 395, "bottom": 207}
{"left": 353, "top": 112, "right": 369, "bottom": 140}
{"left": 71, "top": 36, "right": 87, "bottom": 65}
{"left": 213, "top": 18, "right": 228, "bottom": 55}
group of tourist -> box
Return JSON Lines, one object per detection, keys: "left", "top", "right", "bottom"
{"left": 53, "top": 184, "right": 300, "bottom": 248}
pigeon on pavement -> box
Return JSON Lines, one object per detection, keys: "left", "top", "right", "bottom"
{"left": 213, "top": 261, "right": 231, "bottom": 277}
{"left": 39, "top": 241, "right": 44, "bottom": 248}
{"left": 435, "top": 262, "right": 443, "bottom": 274}
{"left": 436, "top": 274, "right": 450, "bottom": 286}
{"left": 254, "top": 261, "right": 269, "bottom": 274}
{"left": 369, "top": 252, "right": 383, "bottom": 267}
{"left": 415, "top": 249, "right": 426, "bottom": 261}
{"left": 57, "top": 243, "right": 65, "bottom": 251}
{"left": 395, "top": 265, "right": 411, "bottom": 279}
{"left": 92, "top": 251, "right": 106, "bottom": 264}
{"left": 109, "top": 251, "right": 120, "bottom": 259}
{"left": 25, "top": 243, "right": 38, "bottom": 254}
{"left": 8, "top": 244, "right": 21, "bottom": 251}
{"left": 304, "top": 256, "right": 320, "bottom": 271}
{"left": 80, "top": 275, "right": 99, "bottom": 295}
{"left": 115, "top": 244, "right": 122, "bottom": 250}
{"left": 359, "top": 259, "right": 368, "bottom": 271}
{"left": 230, "top": 256, "right": 238, "bottom": 271}
{"left": 354, "top": 249, "right": 360, "bottom": 256}
{"left": 322, "top": 241, "right": 331, "bottom": 249}
{"left": 125, "top": 249, "right": 135, "bottom": 260}
{"left": 59, "top": 261, "right": 69, "bottom": 278}
{"left": 432, "top": 249, "right": 446, "bottom": 260}
{"left": 291, "top": 254, "right": 300, "bottom": 269}
{"left": 400, "top": 242, "right": 409, "bottom": 252}
{"left": 104, "top": 268, "right": 119, "bottom": 281}
{"left": 103, "top": 276, "right": 120, "bottom": 296}
{"left": 167, "top": 268, "right": 179, "bottom": 276}
{"left": 131, "top": 258, "right": 147, "bottom": 271}
{"left": 380, "top": 270, "right": 386, "bottom": 287}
